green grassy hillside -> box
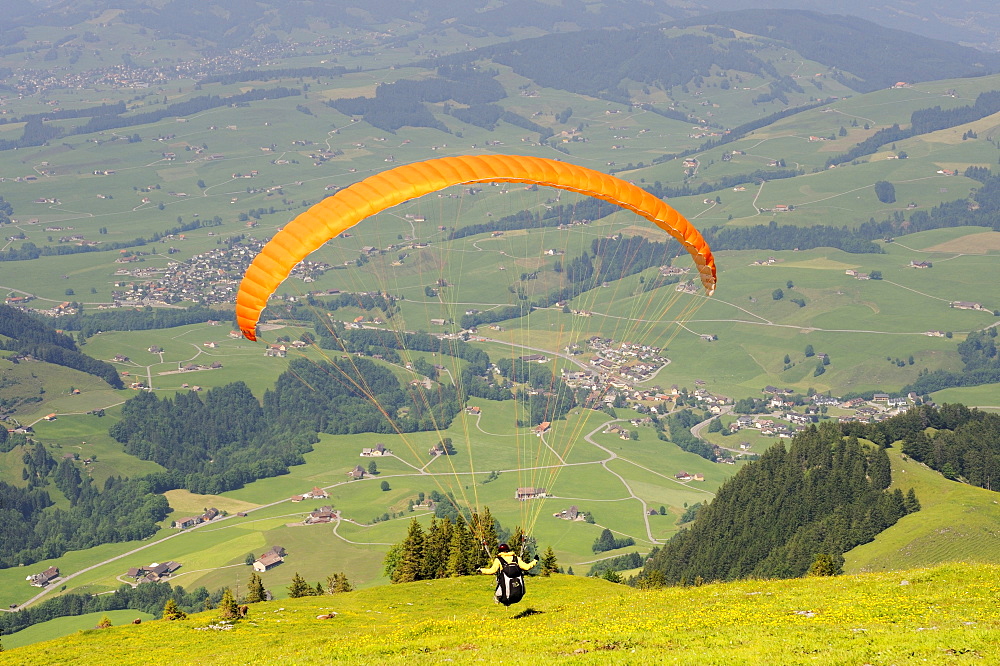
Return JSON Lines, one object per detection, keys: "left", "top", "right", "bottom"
{"left": 845, "top": 446, "right": 1000, "bottom": 573}
{"left": 3, "top": 564, "right": 998, "bottom": 664}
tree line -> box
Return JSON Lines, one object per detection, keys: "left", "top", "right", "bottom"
{"left": 901, "top": 327, "right": 1000, "bottom": 395}
{"left": 0, "top": 88, "right": 300, "bottom": 151}
{"left": 841, "top": 403, "right": 1000, "bottom": 492}
{"left": 0, "top": 217, "right": 221, "bottom": 262}
{"left": 826, "top": 90, "right": 1000, "bottom": 166}
{"left": 637, "top": 422, "right": 919, "bottom": 586}
{"left": 55, "top": 305, "right": 221, "bottom": 338}
{"left": 0, "top": 581, "right": 208, "bottom": 637}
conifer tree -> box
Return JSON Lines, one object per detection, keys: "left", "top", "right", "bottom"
{"left": 246, "top": 572, "right": 265, "bottom": 603}
{"left": 326, "top": 572, "right": 353, "bottom": 593}
{"left": 446, "top": 516, "right": 474, "bottom": 576}
{"left": 423, "top": 517, "right": 453, "bottom": 579}
{"left": 471, "top": 506, "right": 499, "bottom": 568}
{"left": 314, "top": 581, "right": 325, "bottom": 596}
{"left": 163, "top": 598, "right": 187, "bottom": 620}
{"left": 904, "top": 488, "right": 921, "bottom": 513}
{"left": 288, "top": 572, "right": 312, "bottom": 598}
{"left": 540, "top": 546, "right": 559, "bottom": 576}
{"left": 218, "top": 587, "right": 239, "bottom": 619}
{"left": 393, "top": 518, "right": 425, "bottom": 583}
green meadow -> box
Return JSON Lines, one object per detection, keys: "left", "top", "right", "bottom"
{"left": 3, "top": 563, "right": 999, "bottom": 665}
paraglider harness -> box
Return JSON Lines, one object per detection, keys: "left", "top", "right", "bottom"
{"left": 484, "top": 539, "right": 527, "bottom": 607}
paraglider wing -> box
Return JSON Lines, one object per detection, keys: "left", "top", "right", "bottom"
{"left": 236, "top": 155, "right": 716, "bottom": 341}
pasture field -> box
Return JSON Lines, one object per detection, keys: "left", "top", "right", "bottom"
{"left": 4, "top": 563, "right": 1000, "bottom": 665}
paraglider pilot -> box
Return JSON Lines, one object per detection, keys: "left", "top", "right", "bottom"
{"left": 480, "top": 543, "right": 537, "bottom": 606}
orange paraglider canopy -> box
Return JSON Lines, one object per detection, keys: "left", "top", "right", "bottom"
{"left": 236, "top": 155, "right": 716, "bottom": 340}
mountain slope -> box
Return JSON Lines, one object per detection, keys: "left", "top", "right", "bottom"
{"left": 845, "top": 445, "right": 1000, "bottom": 573}
{"left": 3, "top": 565, "right": 999, "bottom": 664}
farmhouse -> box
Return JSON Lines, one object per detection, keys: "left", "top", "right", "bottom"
{"left": 361, "top": 443, "right": 389, "bottom": 456}
{"left": 951, "top": 301, "right": 985, "bottom": 311}
{"left": 348, "top": 465, "right": 366, "bottom": 479}
{"left": 533, "top": 421, "right": 551, "bottom": 435}
{"left": 27, "top": 566, "right": 59, "bottom": 587}
{"left": 553, "top": 505, "right": 584, "bottom": 521}
{"left": 306, "top": 506, "right": 338, "bottom": 524}
{"left": 516, "top": 487, "right": 546, "bottom": 500}
{"left": 253, "top": 551, "right": 284, "bottom": 572}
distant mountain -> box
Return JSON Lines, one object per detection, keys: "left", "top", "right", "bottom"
{"left": 675, "top": 9, "right": 1000, "bottom": 92}
{"left": 11, "top": 1, "right": 1000, "bottom": 53}
{"left": 690, "top": 0, "right": 1000, "bottom": 52}
{"left": 445, "top": 11, "right": 1000, "bottom": 101}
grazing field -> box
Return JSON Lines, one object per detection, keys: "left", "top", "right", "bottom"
{"left": 3, "top": 563, "right": 999, "bottom": 665}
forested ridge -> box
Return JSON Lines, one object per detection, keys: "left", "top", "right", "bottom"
{"left": 639, "top": 422, "right": 919, "bottom": 585}
{"left": 0, "top": 438, "right": 169, "bottom": 568}
{"left": 262, "top": 357, "right": 460, "bottom": 434}
{"left": 110, "top": 381, "right": 318, "bottom": 495}
{"left": 675, "top": 10, "right": 1000, "bottom": 93}
{"left": 0, "top": 305, "right": 123, "bottom": 389}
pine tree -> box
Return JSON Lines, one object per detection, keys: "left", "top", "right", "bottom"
{"left": 326, "top": 572, "right": 353, "bottom": 593}
{"left": 163, "top": 598, "right": 187, "bottom": 620}
{"left": 446, "top": 516, "right": 475, "bottom": 576}
{"left": 472, "top": 506, "right": 499, "bottom": 568}
{"left": 567, "top": 566, "right": 574, "bottom": 575}
{"left": 540, "top": 546, "right": 559, "bottom": 576}
{"left": 904, "top": 488, "right": 921, "bottom": 513}
{"left": 246, "top": 572, "right": 265, "bottom": 603}
{"left": 218, "top": 587, "right": 239, "bottom": 619}
{"left": 393, "top": 519, "right": 425, "bottom": 583}
{"left": 314, "top": 581, "right": 325, "bottom": 596}
{"left": 288, "top": 572, "right": 312, "bottom": 598}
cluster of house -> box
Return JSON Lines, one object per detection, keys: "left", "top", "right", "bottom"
{"left": 729, "top": 414, "right": 810, "bottom": 438}
{"left": 263, "top": 340, "right": 309, "bottom": 358}
{"left": 584, "top": 337, "right": 668, "bottom": 385}
{"left": 253, "top": 546, "right": 287, "bottom": 573}
{"left": 675, "top": 471, "right": 705, "bottom": 482}
{"left": 26, "top": 566, "right": 59, "bottom": 587}
{"left": 290, "top": 487, "right": 329, "bottom": 502}
{"left": 124, "top": 561, "right": 181, "bottom": 584}
{"left": 172, "top": 507, "right": 220, "bottom": 530}
{"left": 100, "top": 238, "right": 328, "bottom": 309}
{"left": 5, "top": 37, "right": 302, "bottom": 96}
{"left": 750, "top": 387, "right": 921, "bottom": 427}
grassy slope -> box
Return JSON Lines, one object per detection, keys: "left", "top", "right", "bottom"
{"left": 3, "top": 563, "right": 999, "bottom": 665}
{"left": 845, "top": 445, "right": 1000, "bottom": 574}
